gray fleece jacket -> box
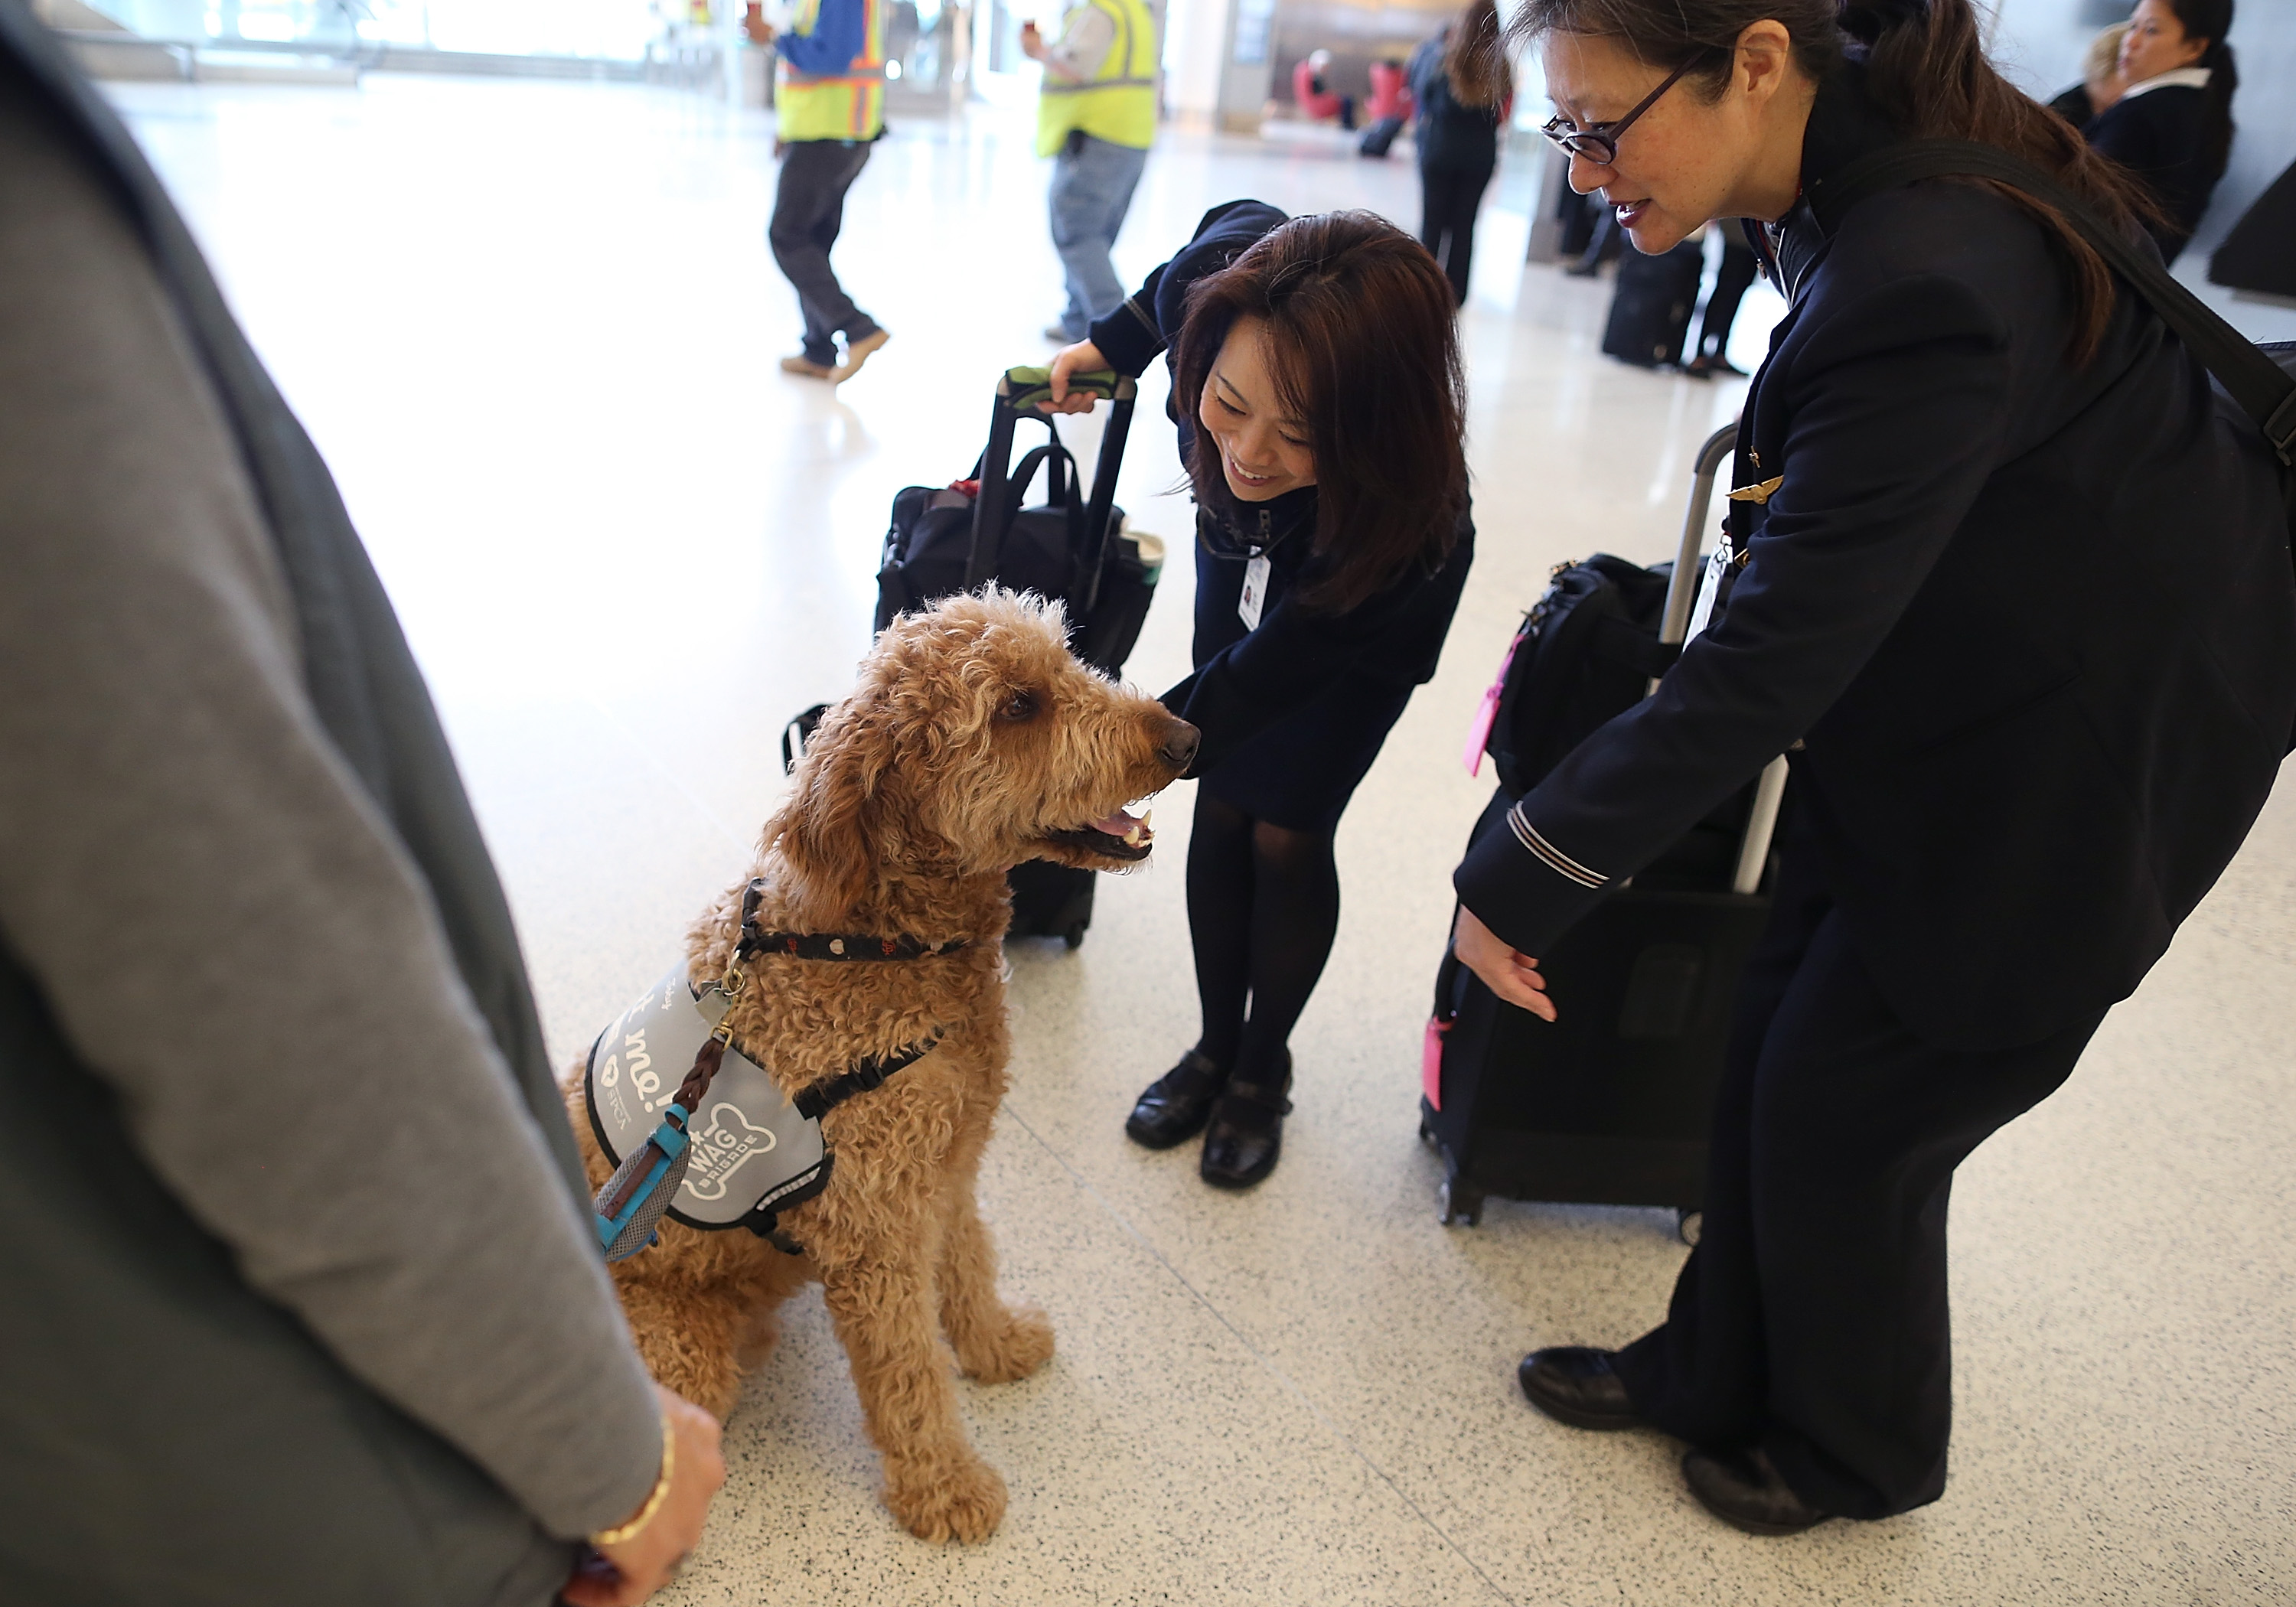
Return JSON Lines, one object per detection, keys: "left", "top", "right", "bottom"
{"left": 0, "top": 7, "right": 664, "bottom": 1602}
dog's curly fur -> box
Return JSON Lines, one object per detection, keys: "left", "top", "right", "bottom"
{"left": 565, "top": 590, "right": 1194, "bottom": 1544}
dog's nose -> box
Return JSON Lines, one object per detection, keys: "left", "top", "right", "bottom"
{"left": 1159, "top": 719, "right": 1201, "bottom": 773}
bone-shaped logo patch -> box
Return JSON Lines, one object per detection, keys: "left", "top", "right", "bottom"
{"left": 680, "top": 1100, "right": 781, "bottom": 1202}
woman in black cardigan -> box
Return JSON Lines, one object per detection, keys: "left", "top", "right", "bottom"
{"left": 1473, "top": 0, "right": 2294, "bottom": 1537}
{"left": 1042, "top": 208, "right": 1474, "bottom": 1188}
{"left": 2082, "top": 0, "right": 2238, "bottom": 263}
{"left": 1411, "top": 0, "right": 1515, "bottom": 305}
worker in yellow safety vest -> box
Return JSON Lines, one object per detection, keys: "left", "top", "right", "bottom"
{"left": 1022, "top": 0, "right": 1159, "bottom": 342}
{"left": 746, "top": 0, "right": 891, "bottom": 381}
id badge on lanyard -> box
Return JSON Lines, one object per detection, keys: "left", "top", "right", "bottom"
{"left": 1684, "top": 544, "right": 1730, "bottom": 644}
{"left": 1238, "top": 553, "right": 1271, "bottom": 632}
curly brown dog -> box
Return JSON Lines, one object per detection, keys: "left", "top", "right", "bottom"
{"left": 566, "top": 589, "right": 1196, "bottom": 1543}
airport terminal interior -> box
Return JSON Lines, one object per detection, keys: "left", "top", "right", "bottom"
{"left": 46, "top": 0, "right": 2296, "bottom": 1599}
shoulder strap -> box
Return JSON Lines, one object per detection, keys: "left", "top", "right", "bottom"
{"left": 1807, "top": 139, "right": 2296, "bottom": 466}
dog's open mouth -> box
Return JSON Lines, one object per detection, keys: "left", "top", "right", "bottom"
{"left": 1042, "top": 805, "right": 1153, "bottom": 862}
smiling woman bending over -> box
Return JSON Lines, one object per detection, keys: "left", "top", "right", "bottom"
{"left": 1459, "top": 0, "right": 2294, "bottom": 1538}
{"left": 1044, "top": 207, "right": 1473, "bottom": 1190}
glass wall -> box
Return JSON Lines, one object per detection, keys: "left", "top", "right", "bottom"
{"left": 89, "top": 0, "right": 668, "bottom": 63}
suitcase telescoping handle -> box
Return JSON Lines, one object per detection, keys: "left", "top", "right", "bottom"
{"left": 1652, "top": 422, "right": 1789, "bottom": 896}
{"left": 963, "top": 367, "right": 1140, "bottom": 609}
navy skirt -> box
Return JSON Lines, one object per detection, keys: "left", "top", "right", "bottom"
{"left": 1195, "top": 670, "right": 1416, "bottom": 833}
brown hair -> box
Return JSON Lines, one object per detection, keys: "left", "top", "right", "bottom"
{"left": 1508, "top": 0, "right": 2165, "bottom": 360}
{"left": 1171, "top": 211, "right": 1467, "bottom": 614}
{"left": 1444, "top": 0, "right": 1513, "bottom": 110}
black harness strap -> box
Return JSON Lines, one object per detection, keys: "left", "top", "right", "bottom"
{"left": 674, "top": 879, "right": 962, "bottom": 1256}
{"left": 732, "top": 877, "right": 971, "bottom": 964}
{"left": 793, "top": 1032, "right": 944, "bottom": 1122}
{"left": 738, "top": 930, "right": 967, "bottom": 961}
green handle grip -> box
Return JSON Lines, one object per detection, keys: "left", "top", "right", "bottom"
{"left": 1001, "top": 365, "right": 1133, "bottom": 409}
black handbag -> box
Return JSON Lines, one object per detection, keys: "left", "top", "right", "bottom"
{"left": 1485, "top": 554, "right": 1678, "bottom": 800}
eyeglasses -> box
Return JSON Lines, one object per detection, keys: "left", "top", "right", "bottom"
{"left": 1538, "top": 55, "right": 1706, "bottom": 167}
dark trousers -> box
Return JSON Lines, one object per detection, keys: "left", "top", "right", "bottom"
{"left": 1419, "top": 161, "right": 1494, "bottom": 305}
{"left": 1613, "top": 836, "right": 2105, "bottom": 1519}
{"left": 1692, "top": 237, "right": 1760, "bottom": 363}
{"left": 769, "top": 137, "right": 879, "bottom": 367}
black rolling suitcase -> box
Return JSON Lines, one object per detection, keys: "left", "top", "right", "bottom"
{"left": 788, "top": 367, "right": 1159, "bottom": 948}
{"left": 1421, "top": 425, "right": 1789, "bottom": 1238}
{"left": 1357, "top": 115, "right": 1405, "bottom": 158}
{"left": 1600, "top": 236, "right": 1704, "bottom": 368}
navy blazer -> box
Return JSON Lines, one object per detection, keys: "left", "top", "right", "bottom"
{"left": 2085, "top": 82, "right": 2219, "bottom": 262}
{"left": 1088, "top": 200, "right": 1475, "bottom": 777}
{"left": 1456, "top": 69, "right": 2296, "bottom": 1051}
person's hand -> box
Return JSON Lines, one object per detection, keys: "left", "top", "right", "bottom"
{"left": 1453, "top": 906, "right": 1556, "bottom": 1022}
{"left": 1041, "top": 340, "right": 1109, "bottom": 414}
{"left": 562, "top": 1386, "right": 726, "bottom": 1607}
{"left": 742, "top": 3, "right": 774, "bottom": 44}
{"left": 1019, "top": 19, "right": 1045, "bottom": 60}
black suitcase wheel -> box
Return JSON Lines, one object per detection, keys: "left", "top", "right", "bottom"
{"left": 1438, "top": 1179, "right": 1483, "bottom": 1227}
{"left": 1676, "top": 1208, "right": 1703, "bottom": 1247}
{"left": 1417, "top": 1115, "right": 1435, "bottom": 1146}
{"left": 1062, "top": 921, "right": 1087, "bottom": 950}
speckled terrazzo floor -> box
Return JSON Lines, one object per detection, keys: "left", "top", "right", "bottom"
{"left": 109, "top": 72, "right": 2296, "bottom": 1606}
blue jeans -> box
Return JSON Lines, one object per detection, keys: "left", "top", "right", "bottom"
{"left": 1048, "top": 132, "right": 1148, "bottom": 339}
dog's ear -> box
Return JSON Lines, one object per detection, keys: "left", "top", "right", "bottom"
{"left": 771, "top": 702, "right": 889, "bottom": 926}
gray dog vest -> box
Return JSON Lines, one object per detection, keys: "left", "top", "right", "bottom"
{"left": 585, "top": 963, "right": 830, "bottom": 1232}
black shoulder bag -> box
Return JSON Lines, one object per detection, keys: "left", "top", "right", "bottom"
{"left": 1805, "top": 140, "right": 2296, "bottom": 543}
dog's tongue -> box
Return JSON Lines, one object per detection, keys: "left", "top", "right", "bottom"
{"left": 1091, "top": 807, "right": 1152, "bottom": 846}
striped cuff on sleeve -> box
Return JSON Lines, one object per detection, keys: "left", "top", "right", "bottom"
{"left": 1507, "top": 804, "right": 1609, "bottom": 890}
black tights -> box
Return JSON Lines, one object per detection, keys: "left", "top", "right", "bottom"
{"left": 1185, "top": 790, "right": 1341, "bottom": 1084}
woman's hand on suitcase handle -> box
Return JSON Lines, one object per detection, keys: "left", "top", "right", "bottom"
{"left": 1042, "top": 341, "right": 1110, "bottom": 414}
{"left": 1454, "top": 907, "right": 1557, "bottom": 1022}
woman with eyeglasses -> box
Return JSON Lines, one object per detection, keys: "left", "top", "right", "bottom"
{"left": 1458, "top": 0, "right": 2294, "bottom": 1535}
{"left": 1039, "top": 206, "right": 1474, "bottom": 1189}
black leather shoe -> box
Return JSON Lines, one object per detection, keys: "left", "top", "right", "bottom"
{"left": 1125, "top": 1049, "right": 1228, "bottom": 1149}
{"left": 1518, "top": 1346, "right": 1645, "bottom": 1430}
{"left": 1199, "top": 1056, "right": 1292, "bottom": 1189}
{"left": 1682, "top": 1446, "right": 1835, "bottom": 1536}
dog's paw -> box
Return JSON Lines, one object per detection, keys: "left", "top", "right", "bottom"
{"left": 954, "top": 1303, "right": 1055, "bottom": 1384}
{"left": 884, "top": 1453, "right": 1009, "bottom": 1543}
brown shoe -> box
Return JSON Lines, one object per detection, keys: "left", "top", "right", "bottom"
{"left": 833, "top": 327, "right": 890, "bottom": 383}
{"left": 778, "top": 354, "right": 836, "bottom": 380}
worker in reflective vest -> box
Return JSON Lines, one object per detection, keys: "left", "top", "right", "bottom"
{"left": 1022, "top": 0, "right": 1159, "bottom": 343}
{"left": 748, "top": 0, "right": 892, "bottom": 382}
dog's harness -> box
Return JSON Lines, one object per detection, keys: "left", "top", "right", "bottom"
{"left": 588, "top": 880, "right": 968, "bottom": 1262}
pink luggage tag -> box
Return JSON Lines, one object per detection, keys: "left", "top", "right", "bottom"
{"left": 1422, "top": 1017, "right": 1450, "bottom": 1110}
{"left": 1463, "top": 631, "right": 1524, "bottom": 777}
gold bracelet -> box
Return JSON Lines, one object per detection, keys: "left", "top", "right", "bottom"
{"left": 589, "top": 1412, "right": 676, "bottom": 1547}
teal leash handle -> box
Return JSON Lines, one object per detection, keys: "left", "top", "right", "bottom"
{"left": 595, "top": 1106, "right": 693, "bottom": 1261}
{"left": 594, "top": 1012, "right": 736, "bottom": 1261}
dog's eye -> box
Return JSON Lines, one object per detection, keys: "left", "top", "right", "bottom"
{"left": 999, "top": 689, "right": 1040, "bottom": 724}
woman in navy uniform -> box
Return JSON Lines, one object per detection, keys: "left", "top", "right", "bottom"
{"left": 2081, "top": 0, "right": 2239, "bottom": 265}
{"left": 1044, "top": 208, "right": 1474, "bottom": 1188}
{"left": 1459, "top": 0, "right": 2295, "bottom": 1535}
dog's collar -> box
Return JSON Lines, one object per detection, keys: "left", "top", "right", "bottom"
{"left": 732, "top": 879, "right": 971, "bottom": 964}
{"left": 738, "top": 929, "right": 968, "bottom": 962}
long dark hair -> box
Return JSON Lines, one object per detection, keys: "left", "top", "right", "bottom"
{"left": 1444, "top": 0, "right": 1512, "bottom": 110}
{"left": 2165, "top": 0, "right": 2237, "bottom": 187}
{"left": 1508, "top": 0, "right": 2163, "bottom": 359}
{"left": 1171, "top": 211, "right": 1467, "bottom": 614}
